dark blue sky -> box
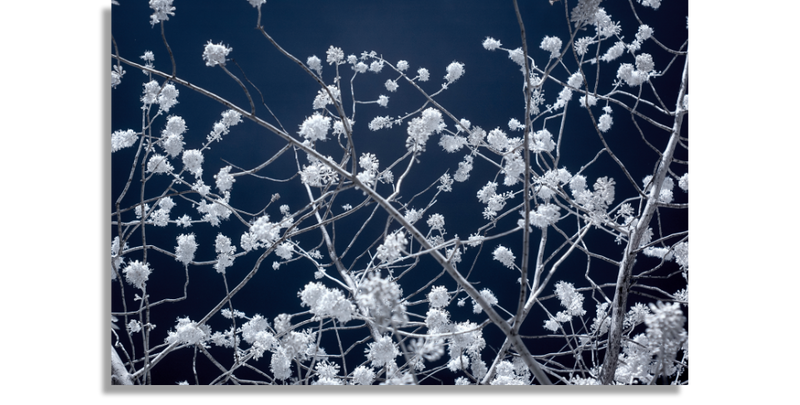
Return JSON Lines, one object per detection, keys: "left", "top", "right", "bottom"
{"left": 112, "top": 0, "right": 688, "bottom": 385}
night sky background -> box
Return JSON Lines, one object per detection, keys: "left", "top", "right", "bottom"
{"left": 111, "top": 0, "right": 688, "bottom": 385}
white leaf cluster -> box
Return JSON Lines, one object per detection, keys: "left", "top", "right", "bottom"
{"left": 492, "top": 245, "right": 516, "bottom": 269}
{"left": 165, "top": 317, "right": 210, "bottom": 346}
{"left": 406, "top": 108, "right": 444, "bottom": 153}
{"left": 299, "top": 282, "right": 356, "bottom": 323}
{"left": 202, "top": 41, "right": 232, "bottom": 67}
{"left": 298, "top": 113, "right": 332, "bottom": 142}
{"left": 444, "top": 61, "right": 465, "bottom": 83}
{"left": 175, "top": 233, "right": 197, "bottom": 265}
{"left": 242, "top": 213, "right": 294, "bottom": 252}
{"left": 300, "top": 158, "right": 339, "bottom": 187}
{"left": 207, "top": 110, "right": 242, "bottom": 143}
{"left": 376, "top": 231, "right": 407, "bottom": 263}
{"left": 357, "top": 273, "right": 407, "bottom": 330}
{"left": 543, "top": 281, "right": 586, "bottom": 332}
{"left": 123, "top": 260, "right": 152, "bottom": 290}
{"left": 214, "top": 233, "right": 236, "bottom": 274}
{"left": 570, "top": 175, "right": 616, "bottom": 225}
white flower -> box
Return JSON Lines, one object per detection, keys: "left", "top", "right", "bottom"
{"left": 617, "top": 63, "right": 647, "bottom": 87}
{"left": 205, "top": 110, "right": 242, "bottom": 143}
{"left": 635, "top": 53, "right": 655, "bottom": 73}
{"left": 312, "top": 85, "right": 340, "bottom": 109}
{"left": 487, "top": 127, "right": 510, "bottom": 151}
{"left": 376, "top": 231, "right": 407, "bottom": 263}
{"left": 214, "top": 166, "right": 235, "bottom": 193}
{"left": 673, "top": 241, "right": 689, "bottom": 270}
{"left": 425, "top": 309, "right": 450, "bottom": 335}
{"left": 301, "top": 161, "right": 338, "bottom": 187}
{"left": 444, "top": 62, "right": 465, "bottom": 83}
{"left": 508, "top": 48, "right": 525, "bottom": 66}
{"left": 149, "top": 0, "right": 175, "bottom": 26}
{"left": 111, "top": 129, "right": 138, "bottom": 152}
{"left": 678, "top": 173, "right": 688, "bottom": 192}
{"left": 167, "top": 317, "right": 208, "bottom": 346}
{"left": 598, "top": 112, "right": 613, "bottom": 132}
{"left": 578, "top": 94, "right": 597, "bottom": 108}
{"left": 544, "top": 318, "right": 560, "bottom": 332}
{"left": 270, "top": 348, "right": 292, "bottom": 380}
{"left": 554, "top": 281, "right": 586, "bottom": 316}
{"left": 483, "top": 37, "right": 502, "bottom": 51}
{"left": 417, "top": 67, "right": 430, "bottom": 81}
{"left": 354, "top": 61, "right": 368, "bottom": 73}
{"left": 645, "top": 301, "right": 685, "bottom": 375}
{"left": 202, "top": 41, "right": 231, "bottom": 67}
{"left": 175, "top": 234, "right": 197, "bottom": 265}
{"left": 214, "top": 233, "right": 236, "bottom": 274}
{"left": 472, "top": 289, "right": 498, "bottom": 314}
{"left": 427, "top": 213, "right": 445, "bottom": 231}
{"left": 123, "top": 260, "right": 152, "bottom": 290}
{"left": 372, "top": 95, "right": 388, "bottom": 110}
{"left": 527, "top": 203, "right": 561, "bottom": 229}
{"left": 438, "top": 173, "right": 453, "bottom": 192}
{"left": 502, "top": 154, "right": 525, "bottom": 186}
{"left": 404, "top": 208, "right": 422, "bottom": 224}
{"left": 352, "top": 366, "right": 375, "bottom": 385}
{"left": 493, "top": 245, "right": 516, "bottom": 269}
{"left": 299, "top": 282, "right": 355, "bottom": 323}
{"left": 540, "top": 36, "right": 562, "bottom": 59}
{"left": 405, "top": 108, "right": 443, "bottom": 153}
{"left": 531, "top": 129, "right": 556, "bottom": 153}
{"left": 298, "top": 113, "right": 332, "bottom": 142}
{"left": 453, "top": 155, "right": 473, "bottom": 182}
{"left": 158, "top": 84, "right": 179, "bottom": 112}
{"left": 553, "top": 87, "right": 573, "bottom": 109}
{"left": 427, "top": 286, "right": 449, "bottom": 308}
{"left": 357, "top": 273, "right": 407, "bottom": 330}
{"left": 307, "top": 55, "right": 322, "bottom": 76}
{"left": 574, "top": 37, "right": 594, "bottom": 56}
{"left": 111, "top": 66, "right": 125, "bottom": 89}
{"left": 638, "top": 0, "right": 662, "bottom": 10}
{"left": 477, "top": 181, "right": 498, "bottom": 204}
{"left": 182, "top": 150, "right": 204, "bottom": 177}
{"left": 141, "top": 80, "right": 160, "bottom": 106}
{"left": 146, "top": 154, "right": 173, "bottom": 174}
{"left": 567, "top": 72, "right": 584, "bottom": 89}
{"left": 439, "top": 134, "right": 467, "bottom": 153}
{"left": 315, "top": 361, "right": 341, "bottom": 383}
{"left": 275, "top": 242, "right": 294, "bottom": 260}
{"left": 366, "top": 335, "right": 400, "bottom": 368}
{"left": 636, "top": 24, "right": 654, "bottom": 42}
{"left": 385, "top": 79, "right": 399, "bottom": 92}
{"left": 600, "top": 41, "right": 625, "bottom": 63}
{"left": 448, "top": 355, "right": 470, "bottom": 372}
{"left": 326, "top": 46, "right": 344, "bottom": 65}
{"left": 247, "top": 0, "right": 266, "bottom": 7}
{"left": 570, "top": 0, "right": 602, "bottom": 27}
{"left": 369, "top": 60, "right": 384, "bottom": 73}
{"left": 397, "top": 60, "right": 409, "bottom": 71}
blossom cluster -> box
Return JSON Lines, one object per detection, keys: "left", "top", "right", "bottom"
{"left": 202, "top": 41, "right": 232, "bottom": 67}
{"left": 405, "top": 108, "right": 444, "bottom": 153}
{"left": 357, "top": 273, "right": 407, "bottom": 330}
{"left": 376, "top": 231, "right": 407, "bottom": 264}
{"left": 299, "top": 282, "right": 356, "bottom": 323}
{"left": 543, "top": 281, "right": 586, "bottom": 332}
{"left": 241, "top": 213, "right": 294, "bottom": 252}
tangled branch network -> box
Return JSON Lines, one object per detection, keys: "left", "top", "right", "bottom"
{"left": 111, "top": 0, "right": 688, "bottom": 385}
